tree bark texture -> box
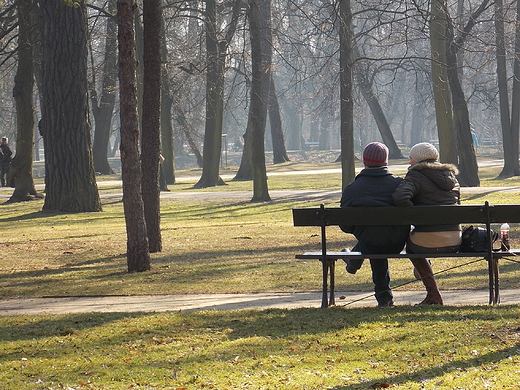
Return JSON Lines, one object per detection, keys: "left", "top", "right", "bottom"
{"left": 269, "top": 73, "right": 289, "bottom": 164}
{"left": 510, "top": 0, "right": 520, "bottom": 176}
{"left": 117, "top": 0, "right": 151, "bottom": 272}
{"left": 195, "top": 0, "right": 242, "bottom": 188}
{"left": 40, "top": 0, "right": 101, "bottom": 212}
{"left": 142, "top": 0, "right": 162, "bottom": 253}
{"left": 339, "top": 0, "right": 355, "bottom": 188}
{"left": 233, "top": 112, "right": 253, "bottom": 181}
{"left": 429, "top": 0, "right": 458, "bottom": 165}
{"left": 446, "top": 11, "right": 479, "bottom": 186}
{"left": 160, "top": 15, "right": 175, "bottom": 184}
{"left": 250, "top": 0, "right": 271, "bottom": 202}
{"left": 495, "top": 0, "right": 516, "bottom": 178}
{"left": 91, "top": 0, "right": 117, "bottom": 175}
{"left": 9, "top": 0, "right": 42, "bottom": 203}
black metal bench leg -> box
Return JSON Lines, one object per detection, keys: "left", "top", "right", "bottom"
{"left": 321, "top": 257, "right": 329, "bottom": 308}
{"left": 493, "top": 257, "right": 500, "bottom": 304}
{"left": 488, "top": 256, "right": 494, "bottom": 304}
{"left": 329, "top": 260, "right": 335, "bottom": 306}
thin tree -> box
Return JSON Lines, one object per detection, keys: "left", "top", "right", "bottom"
{"left": 194, "top": 0, "right": 242, "bottom": 188}
{"left": 91, "top": 0, "right": 118, "bottom": 175}
{"left": 495, "top": 0, "right": 520, "bottom": 178}
{"left": 8, "top": 0, "right": 43, "bottom": 203}
{"left": 40, "top": 0, "right": 101, "bottom": 212}
{"left": 118, "top": 0, "right": 151, "bottom": 272}
{"left": 249, "top": 0, "right": 271, "bottom": 202}
{"left": 429, "top": 0, "right": 458, "bottom": 165}
{"left": 269, "top": 73, "right": 289, "bottom": 164}
{"left": 338, "top": 0, "right": 355, "bottom": 188}
{"left": 141, "top": 0, "right": 162, "bottom": 253}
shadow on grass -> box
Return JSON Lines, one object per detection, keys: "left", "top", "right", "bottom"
{"left": 1, "top": 305, "right": 519, "bottom": 388}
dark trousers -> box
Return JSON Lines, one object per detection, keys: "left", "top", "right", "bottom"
{"left": 349, "top": 242, "right": 393, "bottom": 305}
{"left": 0, "top": 163, "right": 8, "bottom": 186}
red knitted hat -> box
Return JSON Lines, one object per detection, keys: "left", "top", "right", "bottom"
{"left": 362, "top": 142, "right": 389, "bottom": 167}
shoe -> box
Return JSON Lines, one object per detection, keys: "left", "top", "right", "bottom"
{"left": 345, "top": 259, "right": 358, "bottom": 275}
{"left": 378, "top": 300, "right": 394, "bottom": 308}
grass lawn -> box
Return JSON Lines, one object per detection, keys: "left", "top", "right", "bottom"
{"left": 1, "top": 160, "right": 520, "bottom": 389}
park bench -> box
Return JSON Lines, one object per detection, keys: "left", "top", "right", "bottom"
{"left": 293, "top": 202, "right": 520, "bottom": 308}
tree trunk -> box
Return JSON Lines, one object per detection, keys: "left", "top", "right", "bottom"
{"left": 173, "top": 99, "right": 204, "bottom": 167}
{"left": 160, "top": 15, "right": 175, "bottom": 184}
{"left": 446, "top": 4, "right": 481, "bottom": 186}
{"left": 9, "top": 0, "right": 42, "bottom": 203}
{"left": 495, "top": 0, "right": 516, "bottom": 178}
{"left": 117, "top": 0, "right": 151, "bottom": 272}
{"left": 269, "top": 73, "right": 289, "bottom": 164}
{"left": 284, "top": 100, "right": 302, "bottom": 150}
{"left": 356, "top": 67, "right": 404, "bottom": 159}
{"left": 233, "top": 114, "right": 253, "bottom": 180}
{"left": 249, "top": 0, "right": 271, "bottom": 202}
{"left": 195, "top": 0, "right": 242, "bottom": 188}
{"left": 91, "top": 0, "right": 117, "bottom": 175}
{"left": 410, "top": 76, "right": 426, "bottom": 147}
{"left": 339, "top": 0, "right": 355, "bottom": 188}
{"left": 40, "top": 0, "right": 101, "bottom": 212}
{"left": 510, "top": 0, "right": 520, "bottom": 176}
{"left": 141, "top": 0, "right": 162, "bottom": 253}
{"left": 429, "top": 0, "right": 458, "bottom": 165}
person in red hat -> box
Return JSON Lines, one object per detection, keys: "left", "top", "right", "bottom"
{"left": 339, "top": 142, "right": 410, "bottom": 307}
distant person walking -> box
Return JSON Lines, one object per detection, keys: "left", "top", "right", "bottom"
{"left": 0, "top": 137, "right": 13, "bottom": 187}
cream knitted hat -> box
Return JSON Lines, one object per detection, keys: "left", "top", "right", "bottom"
{"left": 409, "top": 142, "right": 439, "bottom": 163}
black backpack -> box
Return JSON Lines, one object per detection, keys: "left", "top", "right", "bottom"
{"left": 460, "top": 225, "right": 499, "bottom": 252}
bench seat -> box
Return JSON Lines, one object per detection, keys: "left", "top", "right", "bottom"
{"left": 293, "top": 202, "right": 520, "bottom": 308}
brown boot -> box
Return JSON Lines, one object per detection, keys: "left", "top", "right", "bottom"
{"left": 410, "top": 258, "right": 443, "bottom": 305}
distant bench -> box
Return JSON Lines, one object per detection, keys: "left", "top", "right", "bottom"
{"left": 293, "top": 202, "right": 520, "bottom": 308}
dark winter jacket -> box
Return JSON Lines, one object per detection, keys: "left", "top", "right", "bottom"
{"left": 393, "top": 160, "right": 460, "bottom": 232}
{"left": 0, "top": 144, "right": 12, "bottom": 164}
{"left": 340, "top": 167, "right": 410, "bottom": 252}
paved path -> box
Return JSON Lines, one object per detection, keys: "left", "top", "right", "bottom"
{"left": 2, "top": 289, "right": 520, "bottom": 315}
{"left": 1, "top": 158, "right": 519, "bottom": 315}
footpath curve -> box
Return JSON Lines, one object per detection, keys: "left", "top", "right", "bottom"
{"left": 1, "top": 159, "right": 520, "bottom": 315}
{"left": 3, "top": 289, "right": 520, "bottom": 315}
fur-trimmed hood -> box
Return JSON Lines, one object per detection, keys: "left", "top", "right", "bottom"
{"left": 408, "top": 160, "right": 459, "bottom": 175}
{"left": 407, "top": 161, "right": 459, "bottom": 192}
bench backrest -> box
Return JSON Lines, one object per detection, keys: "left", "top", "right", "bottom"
{"left": 292, "top": 202, "right": 520, "bottom": 227}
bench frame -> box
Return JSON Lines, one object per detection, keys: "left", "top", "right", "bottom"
{"left": 293, "top": 202, "right": 520, "bottom": 308}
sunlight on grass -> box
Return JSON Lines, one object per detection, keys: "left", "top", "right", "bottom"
{"left": 1, "top": 306, "right": 520, "bottom": 389}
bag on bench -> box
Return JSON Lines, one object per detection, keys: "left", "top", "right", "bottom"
{"left": 460, "top": 225, "right": 498, "bottom": 252}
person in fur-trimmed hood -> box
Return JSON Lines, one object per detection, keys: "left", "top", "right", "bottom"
{"left": 393, "top": 142, "right": 462, "bottom": 305}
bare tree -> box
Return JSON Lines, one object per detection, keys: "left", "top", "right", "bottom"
{"left": 91, "top": 0, "right": 118, "bottom": 175}
{"left": 117, "top": 0, "right": 150, "bottom": 272}
{"left": 249, "top": 0, "right": 272, "bottom": 201}
{"left": 141, "top": 0, "right": 162, "bottom": 253}
{"left": 8, "top": 0, "right": 43, "bottom": 203}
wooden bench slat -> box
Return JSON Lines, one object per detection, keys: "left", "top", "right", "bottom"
{"left": 293, "top": 202, "right": 520, "bottom": 308}
{"left": 296, "top": 250, "right": 520, "bottom": 260}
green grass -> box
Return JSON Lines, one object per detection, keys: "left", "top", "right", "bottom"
{"left": 2, "top": 161, "right": 520, "bottom": 389}
{"left": 2, "top": 306, "right": 520, "bottom": 389}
